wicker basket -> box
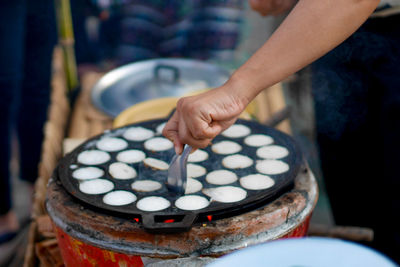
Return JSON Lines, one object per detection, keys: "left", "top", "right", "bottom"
{"left": 23, "top": 46, "right": 113, "bottom": 267}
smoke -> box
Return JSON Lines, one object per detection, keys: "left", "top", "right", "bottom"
{"left": 311, "top": 23, "right": 396, "bottom": 141}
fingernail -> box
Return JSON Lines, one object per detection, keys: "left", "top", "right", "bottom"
{"left": 174, "top": 145, "right": 180, "bottom": 155}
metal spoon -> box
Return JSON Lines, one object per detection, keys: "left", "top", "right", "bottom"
{"left": 167, "top": 145, "right": 192, "bottom": 195}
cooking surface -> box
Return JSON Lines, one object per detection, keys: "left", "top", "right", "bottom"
{"left": 57, "top": 118, "right": 303, "bottom": 232}
{"left": 47, "top": 163, "right": 317, "bottom": 257}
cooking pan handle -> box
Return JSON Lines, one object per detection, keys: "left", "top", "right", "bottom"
{"left": 154, "top": 65, "right": 180, "bottom": 84}
{"left": 141, "top": 213, "right": 197, "bottom": 234}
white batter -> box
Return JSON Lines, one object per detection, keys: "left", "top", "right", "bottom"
{"left": 123, "top": 126, "right": 154, "bottom": 142}
{"left": 244, "top": 134, "right": 274, "bottom": 147}
{"left": 116, "top": 149, "right": 146, "bottom": 164}
{"left": 77, "top": 150, "right": 111, "bottom": 165}
{"left": 222, "top": 154, "right": 254, "bottom": 169}
{"left": 72, "top": 167, "right": 104, "bottom": 180}
{"left": 211, "top": 140, "right": 242, "bottom": 155}
{"left": 206, "top": 169, "right": 238, "bottom": 185}
{"left": 240, "top": 174, "right": 275, "bottom": 190}
{"left": 79, "top": 179, "right": 114, "bottom": 195}
{"left": 175, "top": 195, "right": 209, "bottom": 211}
{"left": 136, "top": 196, "right": 171, "bottom": 212}
{"left": 131, "top": 180, "right": 162, "bottom": 192}
{"left": 144, "top": 137, "right": 173, "bottom": 152}
{"left": 108, "top": 162, "right": 137, "bottom": 179}
{"left": 256, "top": 160, "right": 289, "bottom": 175}
{"left": 96, "top": 137, "right": 128, "bottom": 152}
{"left": 203, "top": 186, "right": 247, "bottom": 203}
{"left": 103, "top": 190, "right": 137, "bottom": 206}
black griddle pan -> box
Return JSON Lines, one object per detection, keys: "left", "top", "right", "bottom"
{"left": 57, "top": 118, "right": 304, "bottom": 233}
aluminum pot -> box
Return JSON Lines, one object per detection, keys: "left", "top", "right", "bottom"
{"left": 90, "top": 58, "right": 230, "bottom": 117}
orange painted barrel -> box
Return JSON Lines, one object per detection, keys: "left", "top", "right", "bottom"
{"left": 47, "top": 163, "right": 318, "bottom": 266}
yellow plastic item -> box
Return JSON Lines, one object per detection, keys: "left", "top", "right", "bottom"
{"left": 113, "top": 89, "right": 257, "bottom": 128}
{"left": 113, "top": 97, "right": 179, "bottom": 128}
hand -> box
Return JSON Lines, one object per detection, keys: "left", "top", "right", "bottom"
{"left": 248, "top": 0, "right": 297, "bottom": 16}
{"left": 163, "top": 85, "right": 248, "bottom": 154}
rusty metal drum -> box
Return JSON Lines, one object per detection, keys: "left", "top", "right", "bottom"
{"left": 46, "top": 118, "right": 318, "bottom": 266}
{"left": 46, "top": 163, "right": 317, "bottom": 266}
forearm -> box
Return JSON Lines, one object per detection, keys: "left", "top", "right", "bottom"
{"left": 230, "top": 0, "right": 379, "bottom": 104}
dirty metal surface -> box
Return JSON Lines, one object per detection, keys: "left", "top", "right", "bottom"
{"left": 46, "top": 165, "right": 318, "bottom": 258}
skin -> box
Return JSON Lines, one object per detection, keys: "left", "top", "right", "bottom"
{"left": 249, "top": 0, "right": 298, "bottom": 16}
{"left": 163, "top": 0, "right": 380, "bottom": 154}
{"left": 0, "top": 211, "right": 19, "bottom": 236}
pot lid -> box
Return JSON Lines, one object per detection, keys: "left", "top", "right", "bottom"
{"left": 91, "top": 58, "right": 230, "bottom": 117}
{"left": 207, "top": 237, "right": 397, "bottom": 267}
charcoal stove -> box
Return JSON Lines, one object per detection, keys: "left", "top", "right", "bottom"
{"left": 46, "top": 118, "right": 318, "bottom": 267}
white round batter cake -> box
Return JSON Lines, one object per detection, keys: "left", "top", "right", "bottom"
{"left": 103, "top": 190, "right": 137, "bottom": 206}
{"left": 136, "top": 196, "right": 171, "bottom": 212}
{"left": 77, "top": 150, "right": 111, "bottom": 165}
{"left": 256, "top": 145, "right": 289, "bottom": 159}
{"left": 206, "top": 169, "right": 238, "bottom": 185}
{"left": 222, "top": 154, "right": 254, "bottom": 169}
{"left": 240, "top": 174, "right": 275, "bottom": 190}
{"left": 187, "top": 163, "right": 207, "bottom": 178}
{"left": 143, "top": 157, "right": 169, "bottom": 170}
{"left": 131, "top": 180, "right": 162, "bottom": 192}
{"left": 116, "top": 149, "right": 146, "bottom": 164}
{"left": 188, "top": 149, "right": 209, "bottom": 163}
{"left": 123, "top": 126, "right": 154, "bottom": 142}
{"left": 221, "top": 124, "right": 251, "bottom": 138}
{"left": 175, "top": 195, "right": 209, "bottom": 210}
{"left": 203, "top": 186, "right": 247, "bottom": 203}
{"left": 144, "top": 137, "right": 173, "bottom": 152}
{"left": 185, "top": 178, "right": 203, "bottom": 194}
{"left": 72, "top": 167, "right": 104, "bottom": 180}
{"left": 96, "top": 137, "right": 128, "bottom": 152}
{"left": 244, "top": 134, "right": 274, "bottom": 147}
{"left": 256, "top": 159, "right": 290, "bottom": 175}
{"left": 108, "top": 162, "right": 137, "bottom": 179}
{"left": 79, "top": 179, "right": 114, "bottom": 195}
{"left": 211, "top": 140, "right": 242, "bottom": 155}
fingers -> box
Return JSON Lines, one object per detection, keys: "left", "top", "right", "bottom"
{"left": 178, "top": 114, "right": 213, "bottom": 149}
{"left": 162, "top": 111, "right": 183, "bottom": 154}
{"left": 163, "top": 110, "right": 212, "bottom": 153}
{"left": 162, "top": 108, "right": 215, "bottom": 152}
{"left": 162, "top": 89, "right": 242, "bottom": 152}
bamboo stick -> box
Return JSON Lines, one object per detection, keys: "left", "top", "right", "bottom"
{"left": 54, "top": 0, "right": 79, "bottom": 92}
{"left": 265, "top": 82, "right": 292, "bottom": 134}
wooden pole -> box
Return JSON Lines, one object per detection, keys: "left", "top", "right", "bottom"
{"left": 54, "top": 0, "right": 79, "bottom": 92}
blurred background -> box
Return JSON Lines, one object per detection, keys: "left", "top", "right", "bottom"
{"left": 4, "top": 0, "right": 337, "bottom": 265}
{"left": 67, "top": 0, "right": 333, "bottom": 225}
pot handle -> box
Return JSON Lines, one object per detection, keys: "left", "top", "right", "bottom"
{"left": 141, "top": 213, "right": 197, "bottom": 234}
{"left": 154, "top": 65, "right": 180, "bottom": 84}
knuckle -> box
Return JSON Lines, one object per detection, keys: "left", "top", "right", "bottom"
{"left": 177, "top": 97, "right": 190, "bottom": 111}
{"left": 191, "top": 128, "right": 206, "bottom": 140}
{"left": 176, "top": 98, "right": 185, "bottom": 111}
{"left": 198, "top": 139, "right": 212, "bottom": 149}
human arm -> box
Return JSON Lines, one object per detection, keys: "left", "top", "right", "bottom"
{"left": 163, "top": 0, "right": 380, "bottom": 154}
{"left": 248, "top": 0, "right": 297, "bottom": 16}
